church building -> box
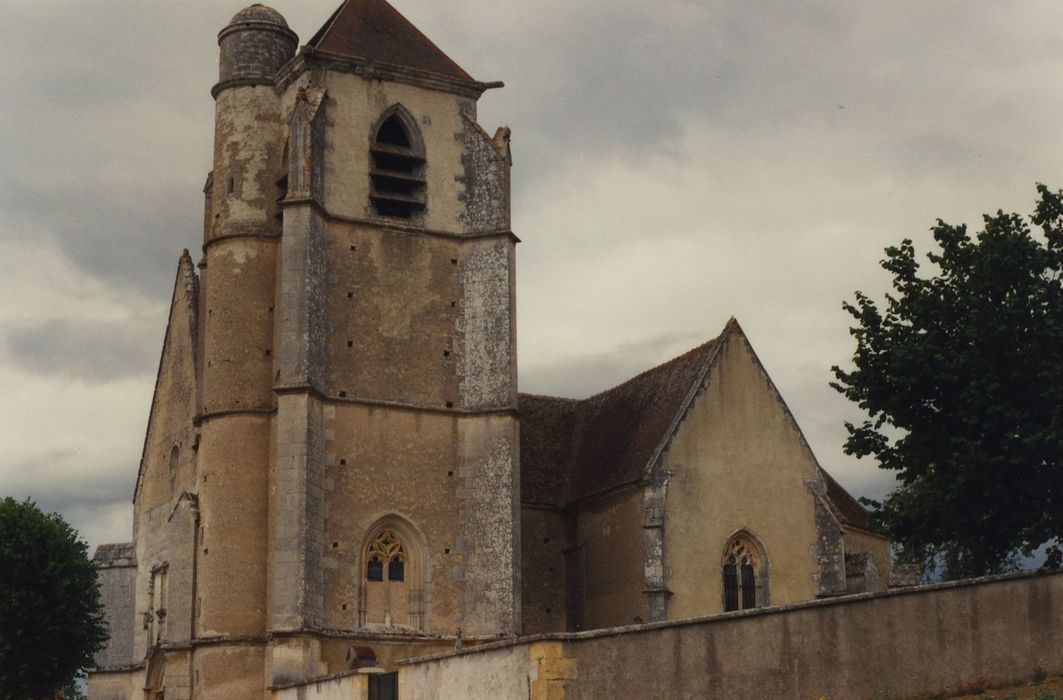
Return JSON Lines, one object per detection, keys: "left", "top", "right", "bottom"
{"left": 87, "top": 2, "right": 889, "bottom": 698}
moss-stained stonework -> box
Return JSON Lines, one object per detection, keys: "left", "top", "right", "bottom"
{"left": 89, "top": 4, "right": 890, "bottom": 699}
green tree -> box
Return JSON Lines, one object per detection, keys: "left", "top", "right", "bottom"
{"left": 832, "top": 185, "right": 1063, "bottom": 579}
{"left": 0, "top": 498, "right": 107, "bottom": 700}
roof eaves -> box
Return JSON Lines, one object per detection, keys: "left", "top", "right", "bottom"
{"left": 302, "top": 47, "right": 493, "bottom": 98}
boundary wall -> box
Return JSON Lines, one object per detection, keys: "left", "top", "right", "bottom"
{"left": 396, "top": 570, "right": 1063, "bottom": 700}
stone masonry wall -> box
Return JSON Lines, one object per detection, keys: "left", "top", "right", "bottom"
{"left": 93, "top": 545, "right": 137, "bottom": 670}
{"left": 398, "top": 570, "right": 1063, "bottom": 700}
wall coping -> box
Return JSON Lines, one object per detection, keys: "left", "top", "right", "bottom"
{"left": 271, "top": 668, "right": 379, "bottom": 691}
{"left": 398, "top": 568, "right": 1063, "bottom": 665}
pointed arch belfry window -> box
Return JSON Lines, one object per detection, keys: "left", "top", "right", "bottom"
{"left": 359, "top": 516, "right": 427, "bottom": 630}
{"left": 369, "top": 105, "right": 426, "bottom": 220}
{"left": 721, "top": 531, "right": 768, "bottom": 612}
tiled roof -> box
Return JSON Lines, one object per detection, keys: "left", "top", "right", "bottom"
{"left": 519, "top": 395, "right": 579, "bottom": 507}
{"left": 519, "top": 335, "right": 722, "bottom": 507}
{"left": 308, "top": 0, "right": 473, "bottom": 82}
{"left": 562, "top": 339, "right": 721, "bottom": 504}
{"left": 94, "top": 542, "right": 136, "bottom": 568}
{"left": 821, "top": 468, "right": 873, "bottom": 531}
{"left": 518, "top": 320, "right": 874, "bottom": 531}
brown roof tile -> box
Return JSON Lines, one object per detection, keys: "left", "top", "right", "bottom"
{"left": 519, "top": 336, "right": 722, "bottom": 507}
{"left": 94, "top": 542, "right": 136, "bottom": 568}
{"left": 518, "top": 395, "right": 579, "bottom": 507}
{"left": 519, "top": 320, "right": 870, "bottom": 526}
{"left": 821, "top": 468, "right": 874, "bottom": 531}
{"left": 563, "top": 339, "right": 721, "bottom": 503}
{"left": 308, "top": 0, "right": 473, "bottom": 82}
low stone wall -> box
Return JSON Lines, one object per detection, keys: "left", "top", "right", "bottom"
{"left": 398, "top": 570, "right": 1063, "bottom": 700}
{"left": 272, "top": 670, "right": 366, "bottom": 700}
{"left": 400, "top": 642, "right": 559, "bottom": 699}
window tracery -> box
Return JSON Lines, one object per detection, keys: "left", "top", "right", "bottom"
{"left": 359, "top": 518, "right": 425, "bottom": 630}
{"left": 722, "top": 533, "right": 766, "bottom": 612}
{"left": 366, "top": 529, "right": 406, "bottom": 583}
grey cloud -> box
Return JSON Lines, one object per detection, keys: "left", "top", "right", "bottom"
{"left": 0, "top": 181, "right": 198, "bottom": 297}
{"left": 1, "top": 2, "right": 212, "bottom": 296}
{"left": 1, "top": 448, "right": 133, "bottom": 514}
{"left": 2, "top": 317, "right": 159, "bottom": 383}
{"left": 5, "top": 0, "right": 1063, "bottom": 555}
{"left": 521, "top": 330, "right": 707, "bottom": 398}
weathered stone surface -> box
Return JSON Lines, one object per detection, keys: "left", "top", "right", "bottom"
{"left": 397, "top": 571, "right": 1063, "bottom": 700}
{"left": 457, "top": 239, "right": 514, "bottom": 410}
{"left": 89, "top": 5, "right": 900, "bottom": 700}
{"left": 217, "top": 5, "right": 297, "bottom": 84}
{"left": 460, "top": 118, "right": 510, "bottom": 233}
{"left": 93, "top": 544, "right": 137, "bottom": 670}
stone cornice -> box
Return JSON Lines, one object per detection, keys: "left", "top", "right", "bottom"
{"left": 275, "top": 48, "right": 503, "bottom": 100}
{"left": 279, "top": 195, "right": 520, "bottom": 244}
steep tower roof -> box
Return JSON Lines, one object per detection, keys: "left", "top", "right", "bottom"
{"left": 308, "top": 0, "right": 473, "bottom": 82}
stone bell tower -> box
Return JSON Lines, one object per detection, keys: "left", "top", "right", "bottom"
{"left": 205, "top": 0, "right": 520, "bottom": 691}
{"left": 88, "top": 2, "right": 518, "bottom": 698}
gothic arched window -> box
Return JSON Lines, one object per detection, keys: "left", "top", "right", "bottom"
{"left": 369, "top": 106, "right": 426, "bottom": 220}
{"left": 721, "top": 533, "right": 768, "bottom": 612}
{"left": 359, "top": 517, "right": 426, "bottom": 630}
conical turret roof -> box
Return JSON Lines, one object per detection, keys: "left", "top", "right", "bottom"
{"left": 308, "top": 0, "right": 472, "bottom": 82}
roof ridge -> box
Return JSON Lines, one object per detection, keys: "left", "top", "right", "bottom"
{"left": 306, "top": 0, "right": 348, "bottom": 47}
{"left": 640, "top": 338, "right": 725, "bottom": 481}
{"left": 518, "top": 392, "right": 580, "bottom": 403}
{"left": 578, "top": 335, "right": 723, "bottom": 404}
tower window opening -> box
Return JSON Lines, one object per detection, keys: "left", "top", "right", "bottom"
{"left": 370, "top": 108, "right": 425, "bottom": 220}
{"left": 376, "top": 117, "right": 412, "bottom": 149}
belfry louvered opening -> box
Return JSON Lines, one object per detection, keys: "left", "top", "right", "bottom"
{"left": 370, "top": 110, "right": 425, "bottom": 219}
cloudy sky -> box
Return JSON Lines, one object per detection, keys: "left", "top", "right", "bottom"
{"left": 3, "top": 0, "right": 1063, "bottom": 551}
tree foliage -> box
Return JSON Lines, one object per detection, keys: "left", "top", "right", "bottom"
{"left": 0, "top": 498, "right": 107, "bottom": 700}
{"left": 832, "top": 185, "right": 1063, "bottom": 578}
